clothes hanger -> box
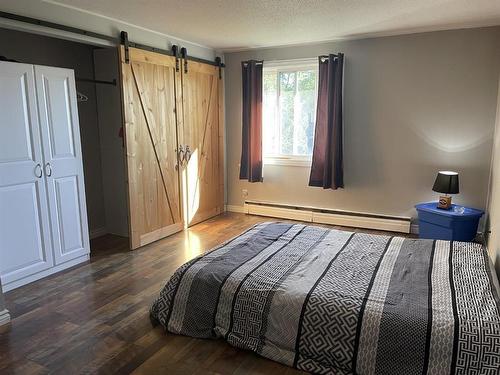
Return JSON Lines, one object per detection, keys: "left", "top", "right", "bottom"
{"left": 77, "top": 91, "right": 88, "bottom": 103}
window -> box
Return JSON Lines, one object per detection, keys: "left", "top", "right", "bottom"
{"left": 263, "top": 59, "right": 318, "bottom": 166}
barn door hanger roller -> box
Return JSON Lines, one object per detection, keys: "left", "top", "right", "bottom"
{"left": 180, "top": 47, "right": 188, "bottom": 73}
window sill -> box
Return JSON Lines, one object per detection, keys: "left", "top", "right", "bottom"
{"left": 263, "top": 156, "right": 312, "bottom": 167}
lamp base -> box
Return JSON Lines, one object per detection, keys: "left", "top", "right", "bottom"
{"left": 437, "top": 195, "right": 452, "bottom": 210}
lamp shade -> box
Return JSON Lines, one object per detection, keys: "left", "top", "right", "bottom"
{"left": 432, "top": 171, "right": 459, "bottom": 194}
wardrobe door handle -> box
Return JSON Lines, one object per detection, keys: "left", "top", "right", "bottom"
{"left": 45, "top": 163, "right": 52, "bottom": 177}
{"left": 34, "top": 163, "right": 42, "bottom": 178}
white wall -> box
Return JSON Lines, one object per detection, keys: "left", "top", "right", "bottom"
{"left": 225, "top": 27, "right": 500, "bottom": 222}
{"left": 487, "top": 78, "right": 500, "bottom": 272}
{"left": 0, "top": 0, "right": 215, "bottom": 60}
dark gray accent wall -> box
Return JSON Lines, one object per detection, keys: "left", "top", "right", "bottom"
{"left": 0, "top": 27, "right": 106, "bottom": 234}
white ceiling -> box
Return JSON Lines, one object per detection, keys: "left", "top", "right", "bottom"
{"left": 46, "top": 0, "right": 500, "bottom": 50}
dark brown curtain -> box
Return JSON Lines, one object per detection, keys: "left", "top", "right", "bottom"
{"left": 309, "top": 53, "right": 344, "bottom": 189}
{"left": 239, "top": 60, "right": 263, "bottom": 182}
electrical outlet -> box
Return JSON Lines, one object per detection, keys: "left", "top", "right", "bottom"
{"left": 242, "top": 189, "right": 248, "bottom": 198}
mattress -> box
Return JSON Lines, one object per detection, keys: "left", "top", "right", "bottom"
{"left": 150, "top": 222, "right": 500, "bottom": 374}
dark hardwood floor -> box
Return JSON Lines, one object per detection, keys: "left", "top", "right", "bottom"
{"left": 0, "top": 213, "right": 409, "bottom": 374}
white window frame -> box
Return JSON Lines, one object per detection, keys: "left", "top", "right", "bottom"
{"left": 263, "top": 58, "right": 318, "bottom": 167}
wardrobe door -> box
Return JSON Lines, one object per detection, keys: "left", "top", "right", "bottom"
{"left": 180, "top": 60, "right": 224, "bottom": 226}
{"left": 34, "top": 66, "right": 90, "bottom": 265}
{"left": 119, "top": 47, "right": 183, "bottom": 249}
{"left": 0, "top": 61, "right": 54, "bottom": 288}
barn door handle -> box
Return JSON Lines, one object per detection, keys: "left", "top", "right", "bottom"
{"left": 34, "top": 163, "right": 42, "bottom": 178}
{"left": 185, "top": 145, "right": 192, "bottom": 164}
{"left": 177, "top": 145, "right": 185, "bottom": 166}
{"left": 45, "top": 163, "right": 52, "bottom": 177}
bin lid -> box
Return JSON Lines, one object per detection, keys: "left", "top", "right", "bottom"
{"left": 415, "top": 202, "right": 484, "bottom": 219}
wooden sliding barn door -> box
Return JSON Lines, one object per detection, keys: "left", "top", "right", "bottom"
{"left": 119, "top": 47, "right": 183, "bottom": 249}
{"left": 180, "top": 60, "right": 224, "bottom": 227}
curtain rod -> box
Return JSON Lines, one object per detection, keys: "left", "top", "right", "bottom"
{"left": 0, "top": 11, "right": 225, "bottom": 69}
{"left": 319, "top": 53, "right": 344, "bottom": 61}
{"left": 243, "top": 54, "right": 343, "bottom": 65}
{"left": 242, "top": 60, "right": 264, "bottom": 65}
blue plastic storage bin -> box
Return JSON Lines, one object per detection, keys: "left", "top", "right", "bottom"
{"left": 415, "top": 202, "right": 483, "bottom": 241}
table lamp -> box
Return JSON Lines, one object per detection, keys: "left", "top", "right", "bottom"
{"left": 432, "top": 171, "right": 459, "bottom": 210}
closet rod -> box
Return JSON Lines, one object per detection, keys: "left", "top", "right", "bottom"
{"left": 76, "top": 78, "right": 117, "bottom": 86}
{"left": 0, "top": 11, "right": 226, "bottom": 69}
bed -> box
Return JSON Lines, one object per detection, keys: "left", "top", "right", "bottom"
{"left": 150, "top": 222, "right": 500, "bottom": 374}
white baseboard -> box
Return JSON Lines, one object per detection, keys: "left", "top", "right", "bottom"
{"left": 247, "top": 204, "right": 313, "bottom": 222}
{"left": 225, "top": 204, "right": 246, "bottom": 213}
{"left": 0, "top": 309, "right": 10, "bottom": 326}
{"left": 89, "top": 227, "right": 108, "bottom": 239}
{"left": 410, "top": 224, "right": 419, "bottom": 235}
{"left": 227, "top": 201, "right": 411, "bottom": 234}
{"left": 311, "top": 211, "right": 410, "bottom": 233}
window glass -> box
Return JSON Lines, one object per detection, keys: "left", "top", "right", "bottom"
{"left": 263, "top": 62, "right": 318, "bottom": 160}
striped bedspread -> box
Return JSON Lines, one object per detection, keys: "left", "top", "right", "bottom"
{"left": 150, "top": 222, "right": 500, "bottom": 374}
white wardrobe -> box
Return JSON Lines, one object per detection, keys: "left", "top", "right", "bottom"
{"left": 0, "top": 61, "right": 90, "bottom": 292}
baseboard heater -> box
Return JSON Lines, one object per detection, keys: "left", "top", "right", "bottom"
{"left": 242, "top": 200, "right": 411, "bottom": 234}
